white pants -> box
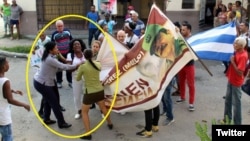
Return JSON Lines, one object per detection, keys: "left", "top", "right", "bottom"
{"left": 72, "top": 72, "right": 84, "bottom": 113}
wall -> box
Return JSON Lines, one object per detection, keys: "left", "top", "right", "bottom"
{"left": 166, "top": 0, "right": 247, "bottom": 11}
{"left": 0, "top": 0, "right": 37, "bottom": 35}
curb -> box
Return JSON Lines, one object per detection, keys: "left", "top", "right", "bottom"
{"left": 0, "top": 50, "right": 28, "bottom": 59}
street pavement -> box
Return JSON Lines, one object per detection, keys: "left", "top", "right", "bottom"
{"left": 1, "top": 17, "right": 250, "bottom": 141}
{"left": 3, "top": 50, "right": 250, "bottom": 141}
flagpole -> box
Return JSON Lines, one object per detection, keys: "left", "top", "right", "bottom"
{"left": 178, "top": 32, "right": 214, "bottom": 77}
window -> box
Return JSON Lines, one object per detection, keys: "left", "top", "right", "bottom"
{"left": 182, "top": 0, "right": 194, "bottom": 9}
{"left": 36, "top": 0, "right": 89, "bottom": 30}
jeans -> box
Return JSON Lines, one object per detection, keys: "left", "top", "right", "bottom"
{"left": 162, "top": 80, "right": 174, "bottom": 120}
{"left": 224, "top": 82, "right": 242, "bottom": 124}
{"left": 88, "top": 28, "right": 98, "bottom": 47}
{"left": 0, "top": 124, "right": 13, "bottom": 141}
{"left": 144, "top": 105, "right": 160, "bottom": 131}
{"left": 33, "top": 79, "right": 66, "bottom": 125}
{"left": 3, "top": 16, "right": 10, "bottom": 34}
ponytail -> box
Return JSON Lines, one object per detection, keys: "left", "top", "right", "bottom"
{"left": 84, "top": 49, "right": 100, "bottom": 71}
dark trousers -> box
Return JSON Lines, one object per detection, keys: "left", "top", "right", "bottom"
{"left": 33, "top": 79, "right": 65, "bottom": 125}
{"left": 144, "top": 105, "right": 160, "bottom": 131}
{"left": 56, "top": 54, "right": 72, "bottom": 84}
{"left": 88, "top": 28, "right": 98, "bottom": 47}
{"left": 38, "top": 81, "right": 61, "bottom": 115}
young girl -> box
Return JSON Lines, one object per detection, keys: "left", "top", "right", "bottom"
{"left": 0, "top": 57, "right": 30, "bottom": 141}
{"left": 76, "top": 49, "right": 113, "bottom": 140}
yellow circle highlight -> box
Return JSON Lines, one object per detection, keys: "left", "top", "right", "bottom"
{"left": 25, "top": 14, "right": 119, "bottom": 139}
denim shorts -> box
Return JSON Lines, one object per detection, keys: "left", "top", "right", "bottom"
{"left": 0, "top": 124, "right": 13, "bottom": 141}
{"left": 10, "top": 19, "right": 19, "bottom": 25}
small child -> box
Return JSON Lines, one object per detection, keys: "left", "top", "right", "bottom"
{"left": 0, "top": 57, "right": 30, "bottom": 141}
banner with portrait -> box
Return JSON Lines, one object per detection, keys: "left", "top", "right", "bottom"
{"left": 98, "top": 4, "right": 198, "bottom": 113}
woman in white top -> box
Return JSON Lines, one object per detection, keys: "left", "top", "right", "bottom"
{"left": 124, "top": 22, "right": 139, "bottom": 49}
{"left": 66, "top": 39, "right": 86, "bottom": 119}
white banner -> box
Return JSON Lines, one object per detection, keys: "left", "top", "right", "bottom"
{"left": 98, "top": 4, "right": 198, "bottom": 113}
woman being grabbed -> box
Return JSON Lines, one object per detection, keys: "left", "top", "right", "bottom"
{"left": 33, "top": 41, "right": 79, "bottom": 129}
{"left": 76, "top": 49, "right": 113, "bottom": 140}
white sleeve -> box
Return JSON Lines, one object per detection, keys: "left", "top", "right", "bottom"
{"left": 66, "top": 53, "right": 72, "bottom": 61}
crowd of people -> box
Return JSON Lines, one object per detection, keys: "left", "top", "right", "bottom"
{"left": 1, "top": 1, "right": 250, "bottom": 141}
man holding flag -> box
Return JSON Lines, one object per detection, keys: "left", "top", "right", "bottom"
{"left": 176, "top": 22, "right": 196, "bottom": 111}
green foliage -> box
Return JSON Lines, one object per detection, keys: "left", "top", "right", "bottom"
{"left": 0, "top": 46, "right": 31, "bottom": 54}
{"left": 215, "top": 115, "right": 234, "bottom": 125}
{"left": 195, "top": 122, "right": 212, "bottom": 141}
{"left": 195, "top": 115, "right": 233, "bottom": 141}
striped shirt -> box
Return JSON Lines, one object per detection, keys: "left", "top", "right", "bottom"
{"left": 51, "top": 29, "right": 72, "bottom": 55}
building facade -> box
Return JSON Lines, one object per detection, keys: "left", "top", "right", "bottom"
{"left": 1, "top": 0, "right": 244, "bottom": 35}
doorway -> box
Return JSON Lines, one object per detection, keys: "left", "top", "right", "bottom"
{"left": 204, "top": 0, "right": 216, "bottom": 26}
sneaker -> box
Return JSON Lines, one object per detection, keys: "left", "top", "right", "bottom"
{"left": 101, "top": 113, "right": 105, "bottom": 118}
{"left": 176, "top": 99, "right": 185, "bottom": 104}
{"left": 136, "top": 129, "right": 152, "bottom": 138}
{"left": 188, "top": 105, "right": 195, "bottom": 111}
{"left": 162, "top": 118, "right": 175, "bottom": 126}
{"left": 152, "top": 125, "right": 159, "bottom": 132}
{"left": 74, "top": 113, "right": 81, "bottom": 119}
{"left": 68, "top": 83, "right": 72, "bottom": 88}
{"left": 57, "top": 83, "right": 62, "bottom": 88}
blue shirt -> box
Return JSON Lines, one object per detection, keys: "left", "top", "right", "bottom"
{"left": 133, "top": 20, "right": 145, "bottom": 37}
{"left": 87, "top": 11, "right": 99, "bottom": 29}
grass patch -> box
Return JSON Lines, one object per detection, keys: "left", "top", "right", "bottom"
{"left": 0, "top": 46, "right": 31, "bottom": 54}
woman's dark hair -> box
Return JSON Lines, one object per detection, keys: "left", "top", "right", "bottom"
{"left": 129, "top": 22, "right": 136, "bottom": 30}
{"left": 68, "top": 39, "right": 86, "bottom": 54}
{"left": 41, "top": 41, "right": 56, "bottom": 61}
{"left": 84, "top": 49, "right": 100, "bottom": 71}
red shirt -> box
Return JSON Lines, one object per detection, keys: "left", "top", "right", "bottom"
{"left": 227, "top": 50, "right": 248, "bottom": 87}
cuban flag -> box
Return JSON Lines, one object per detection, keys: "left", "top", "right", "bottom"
{"left": 188, "top": 22, "right": 237, "bottom": 62}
